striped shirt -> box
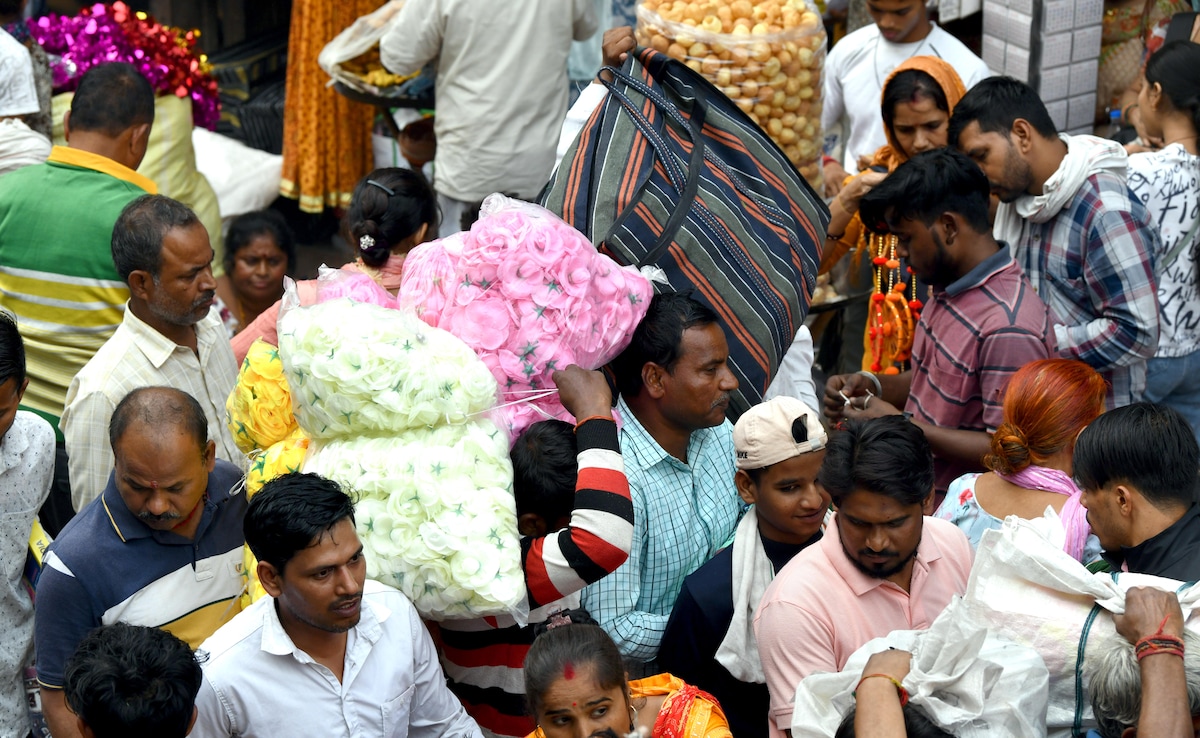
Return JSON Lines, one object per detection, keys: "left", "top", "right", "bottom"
{"left": 580, "top": 396, "right": 741, "bottom": 666}
{"left": 33, "top": 459, "right": 246, "bottom": 690}
{"left": 439, "top": 418, "right": 634, "bottom": 738}
{"left": 61, "top": 305, "right": 242, "bottom": 511}
{"left": 1009, "top": 167, "right": 1160, "bottom": 408}
{"left": 907, "top": 246, "right": 1054, "bottom": 494}
{"left": 0, "top": 146, "right": 156, "bottom": 437}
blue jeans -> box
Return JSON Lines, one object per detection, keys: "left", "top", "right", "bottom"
{"left": 1143, "top": 350, "right": 1200, "bottom": 443}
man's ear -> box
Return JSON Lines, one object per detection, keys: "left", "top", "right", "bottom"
{"left": 939, "top": 211, "right": 959, "bottom": 246}
{"left": 62, "top": 109, "right": 71, "bottom": 142}
{"left": 186, "top": 706, "right": 198, "bottom": 735}
{"left": 1010, "top": 119, "right": 1036, "bottom": 154}
{"left": 127, "top": 269, "right": 154, "bottom": 300}
{"left": 922, "top": 488, "right": 935, "bottom": 516}
{"left": 735, "top": 469, "right": 758, "bottom": 506}
{"left": 202, "top": 439, "right": 216, "bottom": 473}
{"left": 642, "top": 362, "right": 668, "bottom": 400}
{"left": 1115, "top": 484, "right": 1137, "bottom": 519}
{"left": 128, "top": 122, "right": 151, "bottom": 161}
{"left": 518, "top": 512, "right": 547, "bottom": 537}
{"left": 258, "top": 560, "right": 283, "bottom": 598}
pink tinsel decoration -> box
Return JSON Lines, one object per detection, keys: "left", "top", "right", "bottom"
{"left": 29, "top": 2, "right": 219, "bottom": 129}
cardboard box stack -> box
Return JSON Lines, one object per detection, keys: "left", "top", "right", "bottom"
{"left": 981, "top": 0, "right": 1103, "bottom": 134}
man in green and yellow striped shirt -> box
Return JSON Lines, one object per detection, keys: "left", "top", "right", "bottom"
{"left": 0, "top": 62, "right": 156, "bottom": 534}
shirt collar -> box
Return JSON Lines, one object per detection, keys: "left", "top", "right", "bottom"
{"left": 101, "top": 462, "right": 238, "bottom": 543}
{"left": 259, "top": 586, "right": 389, "bottom": 659}
{"left": 823, "top": 513, "right": 944, "bottom": 596}
{"left": 46, "top": 145, "right": 158, "bottom": 194}
{"left": 0, "top": 414, "right": 31, "bottom": 471}
{"left": 943, "top": 244, "right": 1015, "bottom": 298}
{"left": 615, "top": 395, "right": 709, "bottom": 471}
{"left": 122, "top": 302, "right": 215, "bottom": 369}
{"left": 1116, "top": 505, "right": 1200, "bottom": 575}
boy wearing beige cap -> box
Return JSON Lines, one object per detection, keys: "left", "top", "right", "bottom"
{"left": 658, "top": 396, "right": 830, "bottom": 738}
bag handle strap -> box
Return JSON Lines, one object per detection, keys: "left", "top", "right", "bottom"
{"left": 1073, "top": 603, "right": 1105, "bottom": 737}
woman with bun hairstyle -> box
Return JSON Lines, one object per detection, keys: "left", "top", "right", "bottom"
{"left": 523, "top": 611, "right": 732, "bottom": 738}
{"left": 230, "top": 167, "right": 438, "bottom": 364}
{"left": 933, "top": 358, "right": 1107, "bottom": 564}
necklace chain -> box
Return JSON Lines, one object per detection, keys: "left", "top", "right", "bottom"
{"left": 873, "top": 26, "right": 934, "bottom": 89}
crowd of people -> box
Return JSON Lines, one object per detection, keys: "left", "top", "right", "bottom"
{"left": 0, "top": 0, "right": 1199, "bottom": 737}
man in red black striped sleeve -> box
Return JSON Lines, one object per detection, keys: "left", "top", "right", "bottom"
{"left": 437, "top": 365, "right": 635, "bottom": 737}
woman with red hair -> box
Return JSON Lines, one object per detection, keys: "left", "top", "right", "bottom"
{"left": 933, "top": 358, "right": 1108, "bottom": 564}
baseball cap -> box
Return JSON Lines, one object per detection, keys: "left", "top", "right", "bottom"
{"left": 733, "top": 396, "right": 827, "bottom": 470}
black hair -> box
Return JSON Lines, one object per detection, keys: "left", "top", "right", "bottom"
{"left": 835, "top": 703, "right": 953, "bottom": 738}
{"left": 947, "top": 76, "right": 1058, "bottom": 148}
{"left": 68, "top": 62, "right": 155, "bottom": 138}
{"left": 109, "top": 387, "right": 209, "bottom": 451}
{"left": 1073, "top": 403, "right": 1200, "bottom": 511}
{"left": 63, "top": 622, "right": 202, "bottom": 738}
{"left": 344, "top": 168, "right": 438, "bottom": 268}
{"left": 511, "top": 419, "right": 578, "bottom": 523}
{"left": 111, "top": 195, "right": 203, "bottom": 281}
{"left": 818, "top": 416, "right": 934, "bottom": 506}
{"left": 609, "top": 291, "right": 720, "bottom": 398}
{"left": 0, "top": 310, "right": 25, "bottom": 388}
{"left": 244, "top": 472, "right": 357, "bottom": 575}
{"left": 524, "top": 618, "right": 627, "bottom": 716}
{"left": 882, "top": 68, "right": 950, "bottom": 142}
{"left": 859, "top": 148, "right": 992, "bottom": 235}
{"left": 223, "top": 209, "right": 297, "bottom": 275}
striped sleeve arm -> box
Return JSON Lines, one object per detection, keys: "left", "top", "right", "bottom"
{"left": 524, "top": 418, "right": 634, "bottom": 610}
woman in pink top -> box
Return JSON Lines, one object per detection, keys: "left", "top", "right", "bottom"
{"left": 934, "top": 358, "right": 1108, "bottom": 563}
{"left": 231, "top": 168, "right": 438, "bottom": 364}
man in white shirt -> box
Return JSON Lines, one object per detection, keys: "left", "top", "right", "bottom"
{"left": 61, "top": 195, "right": 241, "bottom": 510}
{"left": 191, "top": 472, "right": 485, "bottom": 738}
{"left": 380, "top": 0, "right": 597, "bottom": 237}
{"left": 822, "top": 0, "right": 989, "bottom": 193}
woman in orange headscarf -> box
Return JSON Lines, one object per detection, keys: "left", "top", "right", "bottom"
{"left": 819, "top": 57, "right": 968, "bottom": 374}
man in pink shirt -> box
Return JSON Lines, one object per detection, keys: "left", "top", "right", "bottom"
{"left": 754, "top": 415, "right": 973, "bottom": 738}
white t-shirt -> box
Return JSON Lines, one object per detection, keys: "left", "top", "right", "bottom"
{"left": 1128, "top": 143, "right": 1200, "bottom": 358}
{"left": 381, "top": 0, "right": 598, "bottom": 202}
{"left": 822, "top": 23, "right": 991, "bottom": 171}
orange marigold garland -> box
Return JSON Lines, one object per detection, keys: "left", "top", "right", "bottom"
{"left": 866, "top": 232, "right": 921, "bottom": 374}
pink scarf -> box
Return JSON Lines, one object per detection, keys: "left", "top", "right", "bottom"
{"left": 996, "top": 465, "right": 1091, "bottom": 562}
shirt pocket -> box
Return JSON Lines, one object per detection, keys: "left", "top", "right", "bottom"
{"left": 382, "top": 683, "right": 415, "bottom": 738}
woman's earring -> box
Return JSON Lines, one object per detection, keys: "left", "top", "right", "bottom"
{"left": 629, "top": 703, "right": 638, "bottom": 730}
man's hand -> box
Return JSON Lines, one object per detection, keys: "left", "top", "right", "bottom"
{"left": 552, "top": 365, "right": 613, "bottom": 422}
{"left": 602, "top": 26, "right": 636, "bottom": 69}
{"left": 823, "top": 372, "right": 874, "bottom": 421}
{"left": 824, "top": 159, "right": 850, "bottom": 198}
{"left": 1115, "top": 586, "right": 1185, "bottom": 645}
{"left": 862, "top": 649, "right": 913, "bottom": 682}
{"left": 844, "top": 396, "right": 902, "bottom": 420}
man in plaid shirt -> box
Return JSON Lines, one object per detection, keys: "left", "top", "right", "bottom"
{"left": 950, "top": 77, "right": 1159, "bottom": 408}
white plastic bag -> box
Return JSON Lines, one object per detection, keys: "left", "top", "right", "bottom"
{"left": 791, "top": 599, "right": 1050, "bottom": 738}
{"left": 960, "top": 513, "right": 1200, "bottom": 736}
{"left": 317, "top": 1, "right": 421, "bottom": 96}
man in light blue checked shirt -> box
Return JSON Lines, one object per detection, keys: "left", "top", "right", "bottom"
{"left": 581, "top": 293, "right": 743, "bottom": 673}
{"left": 950, "top": 77, "right": 1160, "bottom": 409}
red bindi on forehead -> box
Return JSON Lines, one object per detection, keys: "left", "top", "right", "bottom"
{"left": 563, "top": 662, "right": 575, "bottom": 680}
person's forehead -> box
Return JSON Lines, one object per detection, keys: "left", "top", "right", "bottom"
{"left": 677, "top": 323, "right": 727, "bottom": 360}
{"left": 959, "top": 123, "right": 1006, "bottom": 149}
{"left": 292, "top": 518, "right": 362, "bottom": 569}
{"left": 840, "top": 488, "right": 920, "bottom": 519}
{"left": 868, "top": 0, "right": 924, "bottom": 11}
{"left": 162, "top": 224, "right": 213, "bottom": 262}
{"left": 761, "top": 449, "right": 827, "bottom": 484}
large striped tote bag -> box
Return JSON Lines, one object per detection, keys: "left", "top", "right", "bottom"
{"left": 541, "top": 47, "right": 829, "bottom": 421}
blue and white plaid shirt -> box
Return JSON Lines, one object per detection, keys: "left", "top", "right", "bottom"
{"left": 1008, "top": 169, "right": 1160, "bottom": 408}
{"left": 580, "top": 396, "right": 742, "bottom": 664}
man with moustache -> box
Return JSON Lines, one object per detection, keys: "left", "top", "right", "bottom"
{"left": 950, "top": 76, "right": 1159, "bottom": 409}
{"left": 62, "top": 195, "right": 242, "bottom": 510}
{"left": 35, "top": 387, "right": 248, "bottom": 738}
{"left": 581, "top": 292, "right": 744, "bottom": 676}
{"left": 190, "top": 473, "right": 484, "bottom": 738}
{"left": 755, "top": 416, "right": 973, "bottom": 738}
{"left": 823, "top": 149, "right": 1054, "bottom": 499}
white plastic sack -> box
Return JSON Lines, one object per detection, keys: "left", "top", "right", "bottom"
{"left": 960, "top": 512, "right": 1200, "bottom": 737}
{"left": 791, "top": 599, "right": 1050, "bottom": 738}
{"left": 317, "top": 1, "right": 407, "bottom": 95}
{"left": 192, "top": 127, "right": 282, "bottom": 221}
